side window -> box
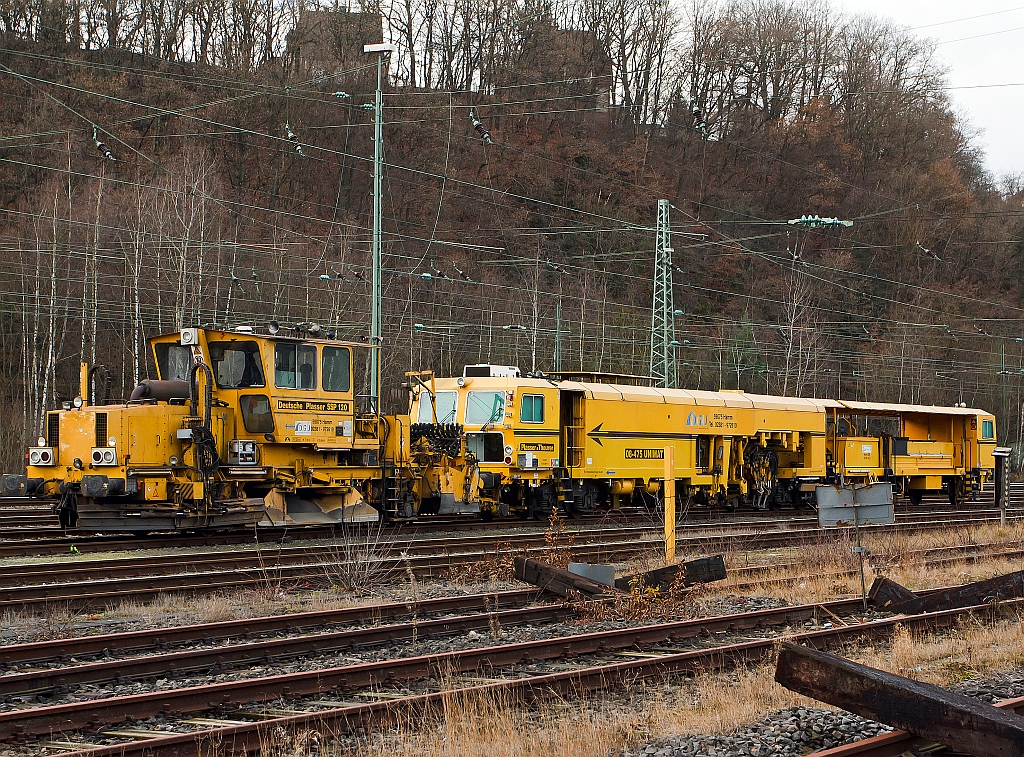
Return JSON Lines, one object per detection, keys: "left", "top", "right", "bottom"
{"left": 982, "top": 420, "right": 995, "bottom": 439}
{"left": 240, "top": 394, "right": 274, "bottom": 433}
{"left": 208, "top": 341, "right": 265, "bottom": 389}
{"left": 322, "top": 347, "right": 351, "bottom": 392}
{"left": 521, "top": 394, "right": 544, "bottom": 423}
{"left": 275, "top": 343, "right": 317, "bottom": 390}
{"left": 154, "top": 343, "right": 192, "bottom": 381}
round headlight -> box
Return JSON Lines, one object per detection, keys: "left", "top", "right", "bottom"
{"left": 37, "top": 436, "right": 46, "bottom": 447}
{"left": 103, "top": 449, "right": 115, "bottom": 464}
{"left": 29, "top": 450, "right": 40, "bottom": 465}
{"left": 92, "top": 450, "right": 104, "bottom": 464}
{"left": 73, "top": 396, "right": 83, "bottom": 408}
{"left": 108, "top": 436, "right": 116, "bottom": 447}
{"left": 39, "top": 450, "right": 51, "bottom": 464}
{"left": 504, "top": 445, "right": 513, "bottom": 455}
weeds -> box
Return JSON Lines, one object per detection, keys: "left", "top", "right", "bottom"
{"left": 317, "top": 521, "right": 396, "bottom": 595}
{"left": 574, "top": 572, "right": 706, "bottom": 623}
{"left": 444, "top": 540, "right": 526, "bottom": 584}
{"left": 540, "top": 510, "right": 575, "bottom": 568}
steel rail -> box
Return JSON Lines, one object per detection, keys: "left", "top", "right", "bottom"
{"left": 3, "top": 511, "right": 1019, "bottom": 588}
{"left": 0, "top": 589, "right": 541, "bottom": 667}
{"left": 0, "top": 489, "right": 1016, "bottom": 557}
{"left": 5, "top": 518, "right": 1024, "bottom": 612}
{"left": 0, "top": 579, "right": 972, "bottom": 698}
{"left": 42, "top": 599, "right": 1024, "bottom": 757}
{"left": 0, "top": 602, "right": 571, "bottom": 697}
{"left": 0, "top": 595, "right": 878, "bottom": 739}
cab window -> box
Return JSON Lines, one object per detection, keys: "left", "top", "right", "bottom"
{"left": 322, "top": 347, "right": 351, "bottom": 392}
{"left": 416, "top": 391, "right": 458, "bottom": 424}
{"left": 208, "top": 341, "right": 265, "bottom": 389}
{"left": 240, "top": 394, "right": 274, "bottom": 433}
{"left": 982, "top": 420, "right": 995, "bottom": 439}
{"left": 155, "top": 343, "right": 192, "bottom": 381}
{"left": 466, "top": 432, "right": 505, "bottom": 462}
{"left": 275, "top": 343, "right": 317, "bottom": 389}
{"left": 521, "top": 394, "right": 544, "bottom": 423}
{"left": 465, "top": 391, "right": 505, "bottom": 425}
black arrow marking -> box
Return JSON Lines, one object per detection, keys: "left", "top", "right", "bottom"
{"left": 587, "top": 424, "right": 697, "bottom": 447}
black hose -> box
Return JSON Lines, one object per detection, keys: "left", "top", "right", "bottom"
{"left": 190, "top": 425, "right": 221, "bottom": 477}
{"left": 188, "top": 362, "right": 214, "bottom": 430}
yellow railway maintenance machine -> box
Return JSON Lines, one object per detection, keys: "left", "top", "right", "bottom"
{"left": 824, "top": 400, "right": 997, "bottom": 506}
{"left": 4, "top": 327, "right": 419, "bottom": 531}
{"left": 410, "top": 365, "right": 834, "bottom": 517}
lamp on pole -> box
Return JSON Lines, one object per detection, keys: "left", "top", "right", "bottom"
{"left": 363, "top": 42, "right": 398, "bottom": 413}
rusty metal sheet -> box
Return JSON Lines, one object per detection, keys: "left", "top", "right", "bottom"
{"left": 775, "top": 642, "right": 1024, "bottom": 757}
{"left": 816, "top": 483, "right": 894, "bottom": 527}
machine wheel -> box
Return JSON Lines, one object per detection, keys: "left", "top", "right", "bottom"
{"left": 908, "top": 490, "right": 923, "bottom": 505}
{"left": 57, "top": 507, "right": 77, "bottom": 529}
{"left": 947, "top": 477, "right": 966, "bottom": 508}
{"left": 480, "top": 509, "right": 495, "bottom": 522}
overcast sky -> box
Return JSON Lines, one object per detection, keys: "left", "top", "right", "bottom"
{"left": 837, "top": 1, "right": 1023, "bottom": 180}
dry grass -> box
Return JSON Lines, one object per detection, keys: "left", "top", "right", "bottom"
{"left": 280, "top": 607, "right": 1024, "bottom": 757}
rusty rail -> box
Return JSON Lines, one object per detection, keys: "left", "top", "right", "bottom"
{"left": 35, "top": 598, "right": 1023, "bottom": 756}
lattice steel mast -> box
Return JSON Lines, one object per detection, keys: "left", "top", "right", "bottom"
{"left": 649, "top": 200, "right": 677, "bottom": 388}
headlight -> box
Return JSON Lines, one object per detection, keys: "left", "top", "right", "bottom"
{"left": 29, "top": 448, "right": 55, "bottom": 466}
{"left": 73, "top": 396, "right": 83, "bottom": 408}
{"left": 90, "top": 447, "right": 118, "bottom": 466}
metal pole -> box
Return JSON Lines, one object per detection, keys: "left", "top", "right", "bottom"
{"left": 853, "top": 508, "right": 867, "bottom": 611}
{"left": 370, "top": 51, "right": 384, "bottom": 413}
{"left": 554, "top": 297, "right": 562, "bottom": 372}
{"left": 664, "top": 446, "right": 676, "bottom": 563}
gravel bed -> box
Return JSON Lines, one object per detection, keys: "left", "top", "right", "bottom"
{"left": 626, "top": 667, "right": 1024, "bottom": 757}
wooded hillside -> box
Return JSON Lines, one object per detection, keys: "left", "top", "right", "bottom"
{"left": 1, "top": 0, "right": 1022, "bottom": 470}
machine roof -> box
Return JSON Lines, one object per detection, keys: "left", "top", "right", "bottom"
{"left": 823, "top": 399, "right": 987, "bottom": 417}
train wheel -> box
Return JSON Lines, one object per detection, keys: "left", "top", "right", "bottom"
{"left": 908, "top": 490, "right": 923, "bottom": 506}
{"left": 947, "top": 478, "right": 966, "bottom": 508}
{"left": 480, "top": 510, "right": 495, "bottom": 522}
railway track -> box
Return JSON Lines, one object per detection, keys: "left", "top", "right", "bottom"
{"left": 2, "top": 592, "right": 1017, "bottom": 755}
{"left": 2, "top": 512, "right": 1023, "bottom": 611}
{"left": 0, "top": 486, "right": 1017, "bottom": 556}
{"left": 3, "top": 545, "right": 1019, "bottom": 699}
{"left": 0, "top": 500, "right": 1020, "bottom": 562}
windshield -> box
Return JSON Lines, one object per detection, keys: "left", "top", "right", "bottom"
{"left": 208, "top": 341, "right": 266, "bottom": 389}
{"left": 465, "top": 391, "right": 505, "bottom": 425}
{"left": 416, "top": 390, "right": 458, "bottom": 424}
{"left": 154, "top": 343, "right": 192, "bottom": 382}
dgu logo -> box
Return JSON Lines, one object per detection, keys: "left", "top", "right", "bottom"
{"left": 686, "top": 412, "right": 708, "bottom": 427}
